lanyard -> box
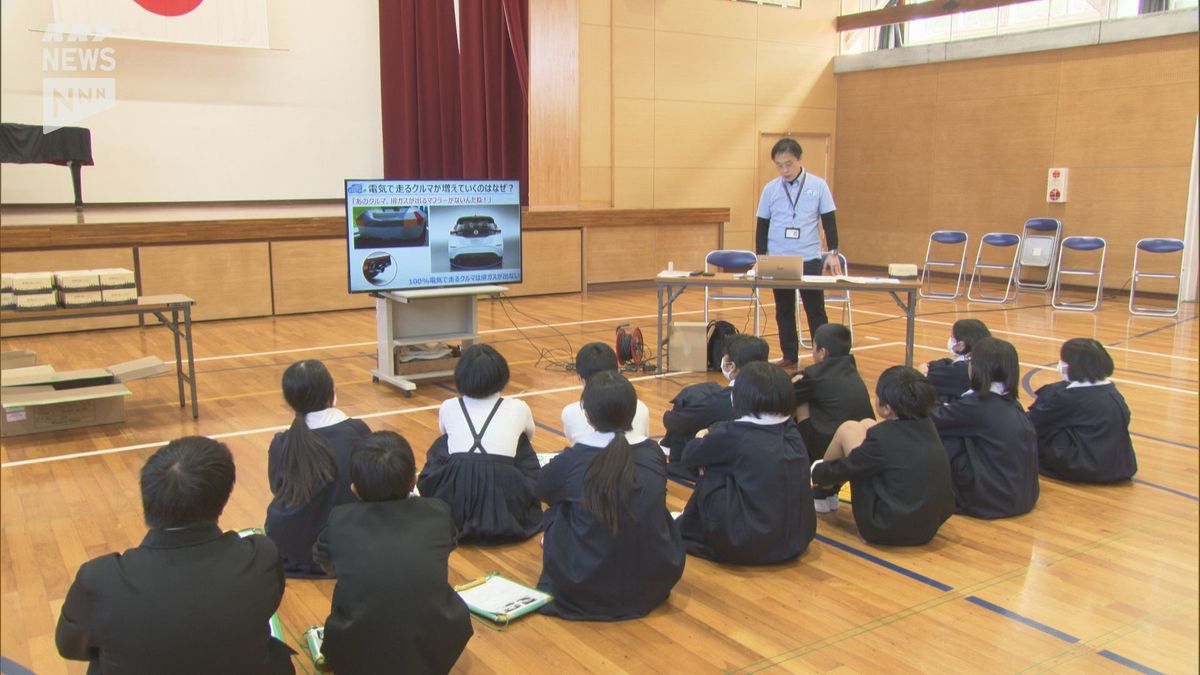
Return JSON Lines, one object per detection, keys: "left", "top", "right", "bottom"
{"left": 782, "top": 170, "right": 808, "bottom": 219}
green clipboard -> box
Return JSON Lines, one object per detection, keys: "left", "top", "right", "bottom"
{"left": 454, "top": 573, "right": 552, "bottom": 625}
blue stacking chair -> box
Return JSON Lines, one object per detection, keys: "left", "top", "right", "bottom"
{"left": 1051, "top": 236, "right": 1107, "bottom": 311}
{"left": 967, "top": 233, "right": 1022, "bottom": 303}
{"left": 798, "top": 252, "right": 853, "bottom": 349}
{"left": 1015, "top": 218, "right": 1063, "bottom": 291}
{"left": 1129, "top": 238, "right": 1185, "bottom": 317}
{"left": 919, "top": 230, "right": 970, "bottom": 299}
{"left": 704, "top": 249, "right": 760, "bottom": 335}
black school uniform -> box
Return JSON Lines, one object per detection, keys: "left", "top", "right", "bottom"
{"left": 1029, "top": 381, "right": 1137, "bottom": 483}
{"left": 56, "top": 525, "right": 295, "bottom": 675}
{"left": 265, "top": 417, "right": 371, "bottom": 577}
{"left": 926, "top": 358, "right": 971, "bottom": 403}
{"left": 678, "top": 418, "right": 816, "bottom": 564}
{"left": 793, "top": 354, "right": 876, "bottom": 461}
{"left": 661, "top": 382, "right": 733, "bottom": 463}
{"left": 417, "top": 405, "right": 542, "bottom": 544}
{"left": 811, "top": 418, "right": 954, "bottom": 546}
{"left": 313, "top": 497, "right": 472, "bottom": 675}
{"left": 932, "top": 391, "right": 1039, "bottom": 519}
{"left": 536, "top": 437, "right": 685, "bottom": 620}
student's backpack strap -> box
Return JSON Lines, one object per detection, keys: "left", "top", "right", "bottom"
{"left": 458, "top": 396, "right": 504, "bottom": 454}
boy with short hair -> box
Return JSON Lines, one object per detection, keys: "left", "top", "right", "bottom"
{"left": 562, "top": 342, "right": 651, "bottom": 442}
{"left": 791, "top": 323, "right": 875, "bottom": 512}
{"left": 56, "top": 436, "right": 295, "bottom": 675}
{"left": 314, "top": 431, "right": 472, "bottom": 674}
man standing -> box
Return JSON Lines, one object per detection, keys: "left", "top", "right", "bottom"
{"left": 755, "top": 138, "right": 841, "bottom": 369}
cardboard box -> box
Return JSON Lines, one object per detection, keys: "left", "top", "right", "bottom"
{"left": 107, "top": 356, "right": 171, "bottom": 382}
{"left": 668, "top": 321, "right": 709, "bottom": 372}
{"left": 15, "top": 291, "right": 57, "bottom": 310}
{"left": 60, "top": 290, "right": 105, "bottom": 307}
{"left": 1, "top": 350, "right": 37, "bottom": 370}
{"left": 1, "top": 383, "right": 130, "bottom": 437}
{"left": 55, "top": 270, "right": 102, "bottom": 290}
{"left": 0, "top": 273, "right": 11, "bottom": 292}
{"left": 1, "top": 292, "right": 13, "bottom": 309}
{"left": 94, "top": 268, "right": 136, "bottom": 288}
{"left": 394, "top": 353, "right": 459, "bottom": 376}
{"left": 10, "top": 272, "right": 54, "bottom": 293}
{"left": 1, "top": 366, "right": 114, "bottom": 389}
{"left": 102, "top": 287, "right": 138, "bottom": 305}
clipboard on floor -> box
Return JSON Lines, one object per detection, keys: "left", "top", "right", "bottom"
{"left": 454, "top": 573, "right": 552, "bottom": 625}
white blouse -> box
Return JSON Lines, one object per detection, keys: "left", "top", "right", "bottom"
{"left": 439, "top": 395, "right": 536, "bottom": 457}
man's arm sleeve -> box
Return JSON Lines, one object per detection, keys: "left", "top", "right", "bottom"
{"left": 820, "top": 211, "right": 838, "bottom": 251}
{"left": 756, "top": 217, "right": 770, "bottom": 255}
{"left": 56, "top": 563, "right": 99, "bottom": 661}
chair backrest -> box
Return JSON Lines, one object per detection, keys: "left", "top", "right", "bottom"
{"left": 1136, "top": 238, "right": 1184, "bottom": 254}
{"left": 706, "top": 250, "right": 757, "bottom": 273}
{"left": 931, "top": 230, "right": 968, "bottom": 245}
{"left": 1062, "top": 236, "right": 1105, "bottom": 252}
{"left": 1024, "top": 218, "right": 1061, "bottom": 233}
{"left": 982, "top": 233, "right": 1020, "bottom": 248}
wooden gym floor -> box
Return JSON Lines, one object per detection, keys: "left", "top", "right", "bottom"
{"left": 1, "top": 285, "right": 1196, "bottom": 674}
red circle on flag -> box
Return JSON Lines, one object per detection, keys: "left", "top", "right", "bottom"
{"left": 1052, "top": 170, "right": 1061, "bottom": 178}
{"left": 133, "top": 0, "right": 204, "bottom": 17}
{"left": 1049, "top": 189, "right": 1061, "bottom": 200}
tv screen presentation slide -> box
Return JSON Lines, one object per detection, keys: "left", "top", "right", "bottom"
{"left": 345, "top": 179, "right": 523, "bottom": 293}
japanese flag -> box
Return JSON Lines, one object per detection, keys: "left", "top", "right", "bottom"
{"left": 52, "top": 0, "right": 269, "bottom": 49}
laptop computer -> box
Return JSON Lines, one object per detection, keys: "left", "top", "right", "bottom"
{"left": 756, "top": 255, "right": 806, "bottom": 280}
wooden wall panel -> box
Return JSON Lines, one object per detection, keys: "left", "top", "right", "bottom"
{"left": 503, "top": 229, "right": 583, "bottom": 297}
{"left": 138, "top": 243, "right": 273, "bottom": 322}
{"left": 614, "top": 98, "right": 655, "bottom": 168}
{"left": 612, "top": 27, "right": 654, "bottom": 99}
{"left": 580, "top": 23, "right": 612, "bottom": 171}
{"left": 654, "top": 101, "right": 756, "bottom": 170}
{"left": 528, "top": 0, "right": 581, "bottom": 208}
{"left": 269, "top": 240, "right": 374, "bottom": 316}
{"left": 0, "top": 248, "right": 137, "bottom": 337}
{"left": 654, "top": 32, "right": 757, "bottom": 106}
{"left": 835, "top": 34, "right": 1199, "bottom": 289}
{"left": 585, "top": 223, "right": 719, "bottom": 283}
{"left": 613, "top": 168, "right": 655, "bottom": 208}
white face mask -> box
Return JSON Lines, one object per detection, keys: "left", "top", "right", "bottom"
{"left": 1056, "top": 360, "right": 1069, "bottom": 382}
{"left": 721, "top": 361, "right": 735, "bottom": 381}
{"left": 947, "top": 336, "right": 960, "bottom": 357}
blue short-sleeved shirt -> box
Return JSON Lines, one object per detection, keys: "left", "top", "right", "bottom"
{"left": 756, "top": 170, "right": 836, "bottom": 259}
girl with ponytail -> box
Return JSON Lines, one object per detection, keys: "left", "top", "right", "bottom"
{"left": 265, "top": 359, "right": 371, "bottom": 577}
{"left": 536, "top": 371, "right": 684, "bottom": 620}
{"left": 812, "top": 366, "right": 955, "bottom": 546}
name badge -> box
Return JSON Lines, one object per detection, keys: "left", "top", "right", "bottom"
{"left": 784, "top": 228, "right": 801, "bottom": 239}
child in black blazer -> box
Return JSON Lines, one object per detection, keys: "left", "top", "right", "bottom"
{"left": 314, "top": 431, "right": 473, "bottom": 675}
{"left": 932, "top": 337, "right": 1039, "bottom": 519}
{"left": 1030, "top": 338, "right": 1137, "bottom": 483}
{"left": 920, "top": 319, "right": 991, "bottom": 403}
{"left": 265, "top": 359, "right": 371, "bottom": 577}
{"left": 811, "top": 366, "right": 955, "bottom": 546}
{"left": 792, "top": 323, "right": 875, "bottom": 512}
{"left": 678, "top": 362, "right": 816, "bottom": 565}
{"left": 538, "top": 371, "right": 685, "bottom": 620}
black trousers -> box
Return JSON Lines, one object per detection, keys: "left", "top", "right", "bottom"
{"left": 772, "top": 258, "right": 828, "bottom": 362}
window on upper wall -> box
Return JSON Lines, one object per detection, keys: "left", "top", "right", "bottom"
{"left": 841, "top": 0, "right": 1196, "bottom": 53}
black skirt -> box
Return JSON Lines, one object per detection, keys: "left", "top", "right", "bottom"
{"left": 417, "top": 434, "right": 543, "bottom": 544}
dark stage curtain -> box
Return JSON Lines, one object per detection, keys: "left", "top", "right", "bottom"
{"left": 458, "top": 0, "right": 529, "bottom": 205}
{"left": 378, "top": 0, "right": 464, "bottom": 180}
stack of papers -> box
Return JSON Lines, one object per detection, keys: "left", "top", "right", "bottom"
{"left": 455, "top": 574, "right": 552, "bottom": 624}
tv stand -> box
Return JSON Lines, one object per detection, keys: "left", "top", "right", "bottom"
{"left": 370, "top": 285, "right": 508, "bottom": 395}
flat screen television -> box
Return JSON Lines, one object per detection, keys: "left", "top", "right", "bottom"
{"left": 345, "top": 179, "right": 522, "bottom": 293}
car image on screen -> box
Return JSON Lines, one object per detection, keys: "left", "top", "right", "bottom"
{"left": 354, "top": 206, "right": 429, "bottom": 248}
{"left": 448, "top": 215, "right": 503, "bottom": 269}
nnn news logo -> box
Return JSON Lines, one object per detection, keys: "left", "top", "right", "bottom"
{"left": 42, "top": 24, "right": 117, "bottom": 132}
